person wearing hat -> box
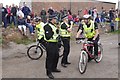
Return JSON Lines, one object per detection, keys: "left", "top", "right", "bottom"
{"left": 60, "top": 15, "right": 73, "bottom": 67}
{"left": 76, "top": 14, "right": 99, "bottom": 61}
{"left": 43, "top": 14, "right": 61, "bottom": 79}
{"left": 34, "top": 17, "right": 46, "bottom": 46}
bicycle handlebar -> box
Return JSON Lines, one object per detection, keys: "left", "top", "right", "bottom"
{"left": 76, "top": 38, "right": 93, "bottom": 44}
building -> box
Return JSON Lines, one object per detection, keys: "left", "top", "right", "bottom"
{"left": 19, "top": 0, "right": 116, "bottom": 15}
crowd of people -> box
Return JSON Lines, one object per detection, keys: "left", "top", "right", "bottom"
{"left": 1, "top": 2, "right": 34, "bottom": 35}
{"left": 1, "top": 2, "right": 119, "bottom": 35}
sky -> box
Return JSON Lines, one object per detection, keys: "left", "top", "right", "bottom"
{"left": 0, "top": 0, "right": 119, "bottom": 6}
{"left": 0, "top": 0, "right": 21, "bottom": 6}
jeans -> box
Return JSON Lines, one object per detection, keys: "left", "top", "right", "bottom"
{"left": 26, "top": 23, "right": 34, "bottom": 34}
{"left": 2, "top": 17, "right": 7, "bottom": 28}
{"left": 11, "top": 16, "right": 17, "bottom": 26}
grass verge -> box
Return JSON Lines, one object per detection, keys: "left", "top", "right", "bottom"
{"left": 109, "top": 30, "right": 120, "bottom": 34}
{"left": 13, "top": 37, "right": 36, "bottom": 45}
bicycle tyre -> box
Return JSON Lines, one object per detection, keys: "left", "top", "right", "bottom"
{"left": 27, "top": 45, "right": 43, "bottom": 60}
{"left": 94, "top": 44, "right": 103, "bottom": 63}
{"left": 78, "top": 50, "right": 88, "bottom": 74}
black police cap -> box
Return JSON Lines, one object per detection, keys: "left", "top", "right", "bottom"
{"left": 49, "top": 14, "right": 58, "bottom": 20}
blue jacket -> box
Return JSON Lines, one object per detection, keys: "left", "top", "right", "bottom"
{"left": 22, "top": 6, "right": 31, "bottom": 16}
{"left": 95, "top": 17, "right": 101, "bottom": 23}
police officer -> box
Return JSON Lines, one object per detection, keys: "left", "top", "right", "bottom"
{"left": 60, "top": 15, "right": 73, "bottom": 67}
{"left": 35, "top": 17, "right": 46, "bottom": 47}
{"left": 44, "top": 14, "right": 61, "bottom": 79}
{"left": 76, "top": 14, "right": 99, "bottom": 61}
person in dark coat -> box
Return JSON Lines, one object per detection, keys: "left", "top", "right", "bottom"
{"left": 22, "top": 2, "right": 31, "bottom": 18}
{"left": 40, "top": 8, "right": 47, "bottom": 23}
{"left": 11, "top": 4, "right": 17, "bottom": 26}
{"left": 1, "top": 3, "right": 8, "bottom": 28}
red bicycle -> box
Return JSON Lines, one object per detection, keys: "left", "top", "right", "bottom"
{"left": 76, "top": 38, "right": 103, "bottom": 74}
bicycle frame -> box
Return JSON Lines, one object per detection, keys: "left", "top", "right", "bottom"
{"left": 82, "top": 42, "right": 94, "bottom": 59}
{"left": 36, "top": 41, "right": 46, "bottom": 50}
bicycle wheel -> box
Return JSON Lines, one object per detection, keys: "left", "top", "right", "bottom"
{"left": 27, "top": 45, "right": 43, "bottom": 60}
{"left": 78, "top": 50, "right": 88, "bottom": 74}
{"left": 94, "top": 44, "right": 103, "bottom": 63}
{"left": 59, "top": 44, "right": 64, "bottom": 57}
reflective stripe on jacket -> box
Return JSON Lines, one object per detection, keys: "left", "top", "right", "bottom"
{"left": 60, "top": 22, "right": 71, "bottom": 37}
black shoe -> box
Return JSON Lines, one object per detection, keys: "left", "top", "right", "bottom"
{"left": 94, "top": 55, "right": 98, "bottom": 59}
{"left": 88, "top": 58, "right": 93, "bottom": 62}
{"left": 65, "top": 62, "right": 71, "bottom": 65}
{"left": 47, "top": 73, "right": 54, "bottom": 79}
{"left": 61, "top": 63, "right": 67, "bottom": 68}
{"left": 52, "top": 69, "right": 61, "bottom": 72}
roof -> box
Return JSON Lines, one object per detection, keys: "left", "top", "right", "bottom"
{"left": 96, "top": 0, "right": 117, "bottom": 3}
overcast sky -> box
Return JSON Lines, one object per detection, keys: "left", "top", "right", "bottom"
{"left": 0, "top": 0, "right": 119, "bottom": 6}
{"left": 0, "top": 0, "right": 20, "bottom": 6}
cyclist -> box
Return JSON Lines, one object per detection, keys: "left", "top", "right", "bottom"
{"left": 34, "top": 17, "right": 46, "bottom": 47}
{"left": 76, "top": 14, "right": 100, "bottom": 60}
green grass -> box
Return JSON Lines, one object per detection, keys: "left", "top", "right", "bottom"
{"left": 13, "top": 37, "right": 36, "bottom": 45}
{"left": 105, "top": 22, "right": 110, "bottom": 25}
{"left": 0, "top": 37, "right": 2, "bottom": 45}
{"left": 109, "top": 30, "right": 120, "bottom": 34}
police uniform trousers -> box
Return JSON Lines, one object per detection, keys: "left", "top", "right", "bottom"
{"left": 61, "top": 37, "right": 70, "bottom": 64}
{"left": 46, "top": 42, "right": 59, "bottom": 74}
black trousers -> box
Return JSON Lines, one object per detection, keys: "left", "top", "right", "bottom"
{"left": 61, "top": 37, "right": 70, "bottom": 64}
{"left": 111, "top": 26, "right": 114, "bottom": 32}
{"left": 46, "top": 42, "right": 59, "bottom": 74}
{"left": 87, "top": 35, "right": 99, "bottom": 56}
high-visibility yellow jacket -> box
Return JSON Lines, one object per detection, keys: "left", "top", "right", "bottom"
{"left": 36, "top": 22, "right": 45, "bottom": 40}
{"left": 44, "top": 23, "right": 59, "bottom": 42}
{"left": 83, "top": 20, "right": 95, "bottom": 38}
{"left": 59, "top": 22, "right": 71, "bottom": 38}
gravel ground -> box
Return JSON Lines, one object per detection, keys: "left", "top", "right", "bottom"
{"left": 2, "top": 33, "right": 118, "bottom": 79}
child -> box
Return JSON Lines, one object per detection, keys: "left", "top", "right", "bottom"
{"left": 17, "top": 14, "right": 27, "bottom": 36}
{"left": 110, "top": 20, "right": 115, "bottom": 32}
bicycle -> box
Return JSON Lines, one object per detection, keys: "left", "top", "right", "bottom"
{"left": 27, "top": 39, "right": 64, "bottom": 60}
{"left": 76, "top": 38, "right": 103, "bottom": 74}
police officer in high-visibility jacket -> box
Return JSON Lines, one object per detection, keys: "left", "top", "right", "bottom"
{"left": 35, "top": 17, "right": 46, "bottom": 47}
{"left": 60, "top": 15, "right": 73, "bottom": 67}
{"left": 76, "top": 14, "right": 99, "bottom": 61}
{"left": 44, "top": 14, "right": 61, "bottom": 79}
